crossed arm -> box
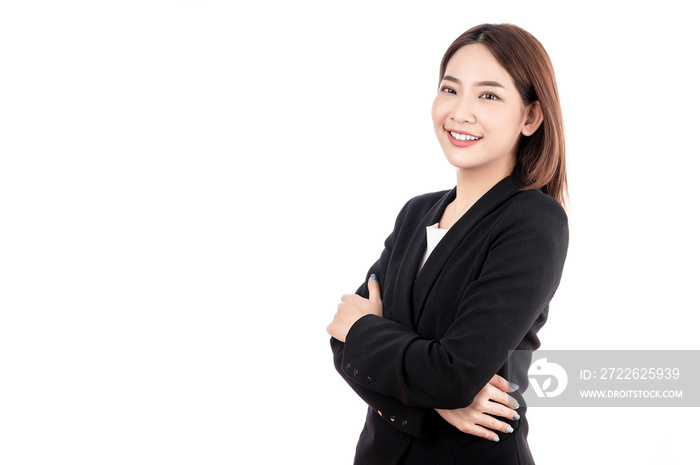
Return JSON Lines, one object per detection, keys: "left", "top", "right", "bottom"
{"left": 327, "top": 196, "right": 568, "bottom": 440}
{"left": 328, "top": 275, "right": 520, "bottom": 442}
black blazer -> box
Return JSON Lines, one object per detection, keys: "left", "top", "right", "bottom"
{"left": 331, "top": 175, "right": 569, "bottom": 465}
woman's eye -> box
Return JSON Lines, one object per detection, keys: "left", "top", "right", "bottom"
{"left": 480, "top": 93, "right": 498, "bottom": 100}
{"left": 440, "top": 86, "right": 456, "bottom": 94}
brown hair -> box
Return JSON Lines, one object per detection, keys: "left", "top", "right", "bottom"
{"left": 439, "top": 24, "right": 568, "bottom": 207}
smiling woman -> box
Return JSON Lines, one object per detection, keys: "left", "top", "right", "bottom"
{"left": 436, "top": 23, "right": 567, "bottom": 207}
{"left": 432, "top": 44, "right": 546, "bottom": 219}
{"left": 328, "top": 24, "right": 568, "bottom": 465}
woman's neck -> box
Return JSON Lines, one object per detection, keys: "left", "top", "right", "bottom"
{"left": 439, "top": 164, "right": 514, "bottom": 229}
{"left": 455, "top": 165, "right": 512, "bottom": 208}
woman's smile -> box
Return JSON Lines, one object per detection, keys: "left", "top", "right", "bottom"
{"left": 446, "top": 128, "right": 483, "bottom": 147}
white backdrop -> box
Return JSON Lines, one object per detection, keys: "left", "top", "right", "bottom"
{"left": 1, "top": 1, "right": 698, "bottom": 463}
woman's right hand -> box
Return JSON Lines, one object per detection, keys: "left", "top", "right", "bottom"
{"left": 435, "top": 374, "right": 520, "bottom": 442}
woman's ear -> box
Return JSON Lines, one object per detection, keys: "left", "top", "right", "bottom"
{"left": 521, "top": 101, "right": 544, "bottom": 136}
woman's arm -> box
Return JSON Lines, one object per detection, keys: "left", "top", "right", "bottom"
{"left": 329, "top": 201, "right": 442, "bottom": 438}
{"left": 330, "top": 276, "right": 523, "bottom": 439}
{"left": 334, "top": 199, "right": 568, "bottom": 409}
{"left": 435, "top": 374, "right": 520, "bottom": 441}
{"left": 331, "top": 336, "right": 439, "bottom": 438}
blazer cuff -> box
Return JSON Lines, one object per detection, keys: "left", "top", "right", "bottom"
{"left": 331, "top": 333, "right": 436, "bottom": 438}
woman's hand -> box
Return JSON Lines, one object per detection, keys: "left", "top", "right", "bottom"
{"left": 435, "top": 374, "right": 520, "bottom": 442}
{"left": 327, "top": 274, "right": 383, "bottom": 343}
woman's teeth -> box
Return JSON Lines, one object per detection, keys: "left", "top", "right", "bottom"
{"left": 450, "top": 131, "right": 481, "bottom": 141}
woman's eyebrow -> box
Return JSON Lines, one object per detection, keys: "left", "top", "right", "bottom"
{"left": 442, "top": 74, "right": 461, "bottom": 84}
{"left": 441, "top": 75, "right": 505, "bottom": 89}
{"left": 475, "top": 80, "right": 505, "bottom": 89}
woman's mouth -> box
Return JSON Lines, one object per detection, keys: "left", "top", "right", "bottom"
{"left": 446, "top": 129, "right": 482, "bottom": 147}
{"left": 449, "top": 131, "right": 481, "bottom": 141}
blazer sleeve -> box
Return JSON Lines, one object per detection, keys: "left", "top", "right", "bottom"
{"left": 338, "top": 197, "right": 569, "bottom": 409}
{"left": 330, "top": 200, "right": 438, "bottom": 438}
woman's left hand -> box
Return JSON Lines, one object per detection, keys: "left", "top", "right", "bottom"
{"left": 327, "top": 274, "right": 383, "bottom": 342}
{"left": 435, "top": 374, "right": 520, "bottom": 441}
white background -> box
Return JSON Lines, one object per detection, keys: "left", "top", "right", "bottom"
{"left": 1, "top": 1, "right": 698, "bottom": 463}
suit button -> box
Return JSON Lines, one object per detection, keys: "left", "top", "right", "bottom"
{"left": 345, "top": 363, "right": 351, "bottom": 370}
{"left": 377, "top": 410, "right": 383, "bottom": 417}
{"left": 402, "top": 420, "right": 408, "bottom": 427}
{"left": 352, "top": 369, "right": 359, "bottom": 377}
{"left": 365, "top": 376, "right": 372, "bottom": 384}
{"left": 390, "top": 416, "right": 396, "bottom": 422}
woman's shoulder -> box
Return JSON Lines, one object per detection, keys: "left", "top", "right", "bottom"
{"left": 396, "top": 189, "right": 452, "bottom": 219}
{"left": 387, "top": 189, "right": 452, "bottom": 231}
{"left": 510, "top": 188, "right": 567, "bottom": 222}
{"left": 405, "top": 189, "right": 452, "bottom": 208}
{"left": 499, "top": 188, "right": 569, "bottom": 243}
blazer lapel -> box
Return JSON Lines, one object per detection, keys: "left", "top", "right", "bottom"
{"left": 411, "top": 175, "right": 524, "bottom": 327}
{"left": 391, "top": 188, "right": 455, "bottom": 327}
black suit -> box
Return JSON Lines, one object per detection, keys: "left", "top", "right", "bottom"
{"left": 331, "top": 175, "right": 569, "bottom": 464}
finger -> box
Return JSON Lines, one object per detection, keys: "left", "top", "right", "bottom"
{"left": 475, "top": 414, "right": 515, "bottom": 435}
{"left": 482, "top": 400, "right": 520, "bottom": 421}
{"left": 367, "top": 274, "right": 382, "bottom": 305}
{"left": 483, "top": 383, "right": 520, "bottom": 409}
{"left": 340, "top": 294, "right": 349, "bottom": 302}
{"left": 488, "top": 374, "right": 519, "bottom": 392}
{"left": 461, "top": 423, "right": 502, "bottom": 442}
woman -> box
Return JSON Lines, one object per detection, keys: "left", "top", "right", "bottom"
{"left": 328, "top": 23, "right": 568, "bottom": 464}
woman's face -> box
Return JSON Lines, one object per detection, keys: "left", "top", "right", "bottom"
{"left": 432, "top": 44, "right": 540, "bottom": 177}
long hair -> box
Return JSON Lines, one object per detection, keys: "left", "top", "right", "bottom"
{"left": 439, "top": 24, "right": 568, "bottom": 207}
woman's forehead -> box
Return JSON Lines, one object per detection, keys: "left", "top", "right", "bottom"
{"left": 443, "top": 44, "right": 515, "bottom": 87}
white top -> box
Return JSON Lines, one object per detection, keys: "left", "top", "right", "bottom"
{"left": 418, "top": 223, "right": 449, "bottom": 272}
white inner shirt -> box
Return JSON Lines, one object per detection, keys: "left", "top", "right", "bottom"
{"left": 418, "top": 223, "right": 449, "bottom": 272}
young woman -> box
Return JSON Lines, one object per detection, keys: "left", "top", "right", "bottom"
{"left": 328, "top": 23, "right": 568, "bottom": 464}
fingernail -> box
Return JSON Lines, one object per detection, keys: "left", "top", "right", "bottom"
{"left": 513, "top": 413, "right": 520, "bottom": 420}
{"left": 507, "top": 396, "right": 519, "bottom": 408}
{"left": 370, "top": 274, "right": 378, "bottom": 281}
{"left": 506, "top": 426, "right": 514, "bottom": 433}
{"left": 509, "top": 382, "right": 519, "bottom": 390}
{"left": 492, "top": 436, "right": 500, "bottom": 442}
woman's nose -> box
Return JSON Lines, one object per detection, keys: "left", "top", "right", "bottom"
{"left": 450, "top": 99, "right": 476, "bottom": 124}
